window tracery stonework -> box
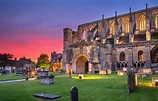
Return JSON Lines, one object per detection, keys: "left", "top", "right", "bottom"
{"left": 155, "top": 14, "right": 158, "bottom": 28}
{"left": 139, "top": 15, "right": 146, "bottom": 30}
{"left": 125, "top": 18, "right": 130, "bottom": 33}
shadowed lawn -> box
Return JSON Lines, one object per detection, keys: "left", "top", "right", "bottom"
{"left": 0, "top": 73, "right": 27, "bottom": 81}
{"left": 0, "top": 73, "right": 158, "bottom": 101}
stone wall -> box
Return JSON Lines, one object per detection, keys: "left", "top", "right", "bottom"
{"left": 63, "top": 6, "right": 158, "bottom": 74}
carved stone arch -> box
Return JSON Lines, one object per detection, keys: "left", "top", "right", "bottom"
{"left": 137, "top": 12, "right": 146, "bottom": 20}
{"left": 73, "top": 54, "right": 90, "bottom": 74}
{"left": 73, "top": 54, "right": 90, "bottom": 63}
{"left": 119, "top": 51, "right": 125, "bottom": 61}
{"left": 153, "top": 10, "right": 158, "bottom": 18}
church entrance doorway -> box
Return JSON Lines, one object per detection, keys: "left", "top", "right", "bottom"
{"left": 76, "top": 54, "right": 89, "bottom": 74}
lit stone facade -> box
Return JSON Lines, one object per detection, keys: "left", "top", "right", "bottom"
{"left": 63, "top": 5, "right": 158, "bottom": 74}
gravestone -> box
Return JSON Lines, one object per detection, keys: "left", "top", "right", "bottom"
{"left": 37, "top": 70, "right": 48, "bottom": 79}
{"left": 2, "top": 70, "right": 10, "bottom": 75}
{"left": 127, "top": 70, "right": 136, "bottom": 93}
{"left": 33, "top": 93, "right": 62, "bottom": 99}
{"left": 70, "top": 86, "right": 78, "bottom": 101}
{"left": 40, "top": 75, "right": 54, "bottom": 84}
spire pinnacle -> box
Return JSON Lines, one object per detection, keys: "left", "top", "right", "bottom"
{"left": 115, "top": 11, "right": 118, "bottom": 25}
{"left": 146, "top": 3, "right": 148, "bottom": 9}
{"left": 129, "top": 7, "right": 132, "bottom": 22}
{"left": 146, "top": 3, "right": 148, "bottom": 19}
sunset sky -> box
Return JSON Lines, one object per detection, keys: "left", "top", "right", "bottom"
{"left": 0, "top": 0, "right": 158, "bottom": 61}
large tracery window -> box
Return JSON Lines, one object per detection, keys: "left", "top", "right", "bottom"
{"left": 138, "top": 50, "right": 144, "bottom": 61}
{"left": 139, "top": 15, "right": 146, "bottom": 31}
{"left": 120, "top": 51, "right": 125, "bottom": 61}
{"left": 155, "top": 14, "right": 158, "bottom": 28}
{"left": 111, "top": 21, "right": 115, "bottom": 35}
{"left": 125, "top": 18, "right": 130, "bottom": 33}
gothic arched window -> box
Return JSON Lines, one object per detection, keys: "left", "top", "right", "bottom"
{"left": 125, "top": 18, "right": 130, "bottom": 33}
{"left": 139, "top": 15, "right": 146, "bottom": 31}
{"left": 138, "top": 50, "right": 144, "bottom": 61}
{"left": 155, "top": 14, "right": 158, "bottom": 28}
{"left": 120, "top": 51, "right": 125, "bottom": 61}
{"left": 111, "top": 21, "right": 115, "bottom": 35}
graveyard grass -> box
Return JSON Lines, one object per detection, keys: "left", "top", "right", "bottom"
{"left": 0, "top": 73, "right": 158, "bottom": 101}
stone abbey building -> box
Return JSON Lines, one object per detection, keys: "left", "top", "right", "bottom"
{"left": 63, "top": 4, "right": 158, "bottom": 74}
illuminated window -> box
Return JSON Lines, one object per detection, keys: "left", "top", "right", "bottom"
{"left": 138, "top": 50, "right": 144, "bottom": 61}
{"left": 120, "top": 51, "right": 125, "bottom": 61}
{"left": 110, "top": 22, "right": 115, "bottom": 35}
{"left": 124, "top": 18, "right": 130, "bottom": 33}
{"left": 155, "top": 14, "right": 158, "bottom": 28}
{"left": 139, "top": 15, "right": 146, "bottom": 30}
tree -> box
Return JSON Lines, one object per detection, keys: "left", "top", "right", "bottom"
{"left": 36, "top": 54, "right": 51, "bottom": 70}
{"left": 0, "top": 53, "right": 14, "bottom": 69}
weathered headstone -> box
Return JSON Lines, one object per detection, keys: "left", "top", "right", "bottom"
{"left": 2, "top": 70, "right": 10, "bottom": 75}
{"left": 33, "top": 93, "right": 62, "bottom": 99}
{"left": 40, "top": 75, "right": 54, "bottom": 84}
{"left": 70, "top": 86, "right": 78, "bottom": 101}
{"left": 37, "top": 70, "right": 48, "bottom": 79}
{"left": 127, "top": 70, "right": 136, "bottom": 93}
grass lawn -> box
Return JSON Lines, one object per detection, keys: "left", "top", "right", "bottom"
{"left": 0, "top": 72, "right": 158, "bottom": 101}
{"left": 0, "top": 73, "right": 27, "bottom": 81}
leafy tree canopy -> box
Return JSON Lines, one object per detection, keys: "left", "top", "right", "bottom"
{"left": 36, "top": 54, "right": 51, "bottom": 70}
{"left": 0, "top": 53, "right": 14, "bottom": 69}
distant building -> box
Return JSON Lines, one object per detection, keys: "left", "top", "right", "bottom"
{"left": 50, "top": 52, "right": 62, "bottom": 72}
{"left": 15, "top": 57, "right": 35, "bottom": 69}
{"left": 51, "top": 52, "right": 62, "bottom": 63}
{"left": 63, "top": 4, "right": 158, "bottom": 74}
{"left": 0, "top": 57, "right": 35, "bottom": 72}
{"left": 4, "top": 66, "right": 15, "bottom": 72}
